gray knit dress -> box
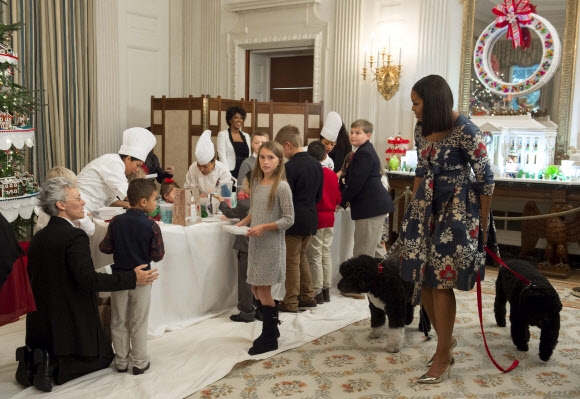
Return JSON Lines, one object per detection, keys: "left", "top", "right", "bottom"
{"left": 247, "top": 180, "right": 294, "bottom": 286}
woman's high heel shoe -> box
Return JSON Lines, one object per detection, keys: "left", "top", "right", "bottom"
{"left": 417, "top": 357, "right": 455, "bottom": 384}
{"left": 426, "top": 337, "right": 457, "bottom": 367}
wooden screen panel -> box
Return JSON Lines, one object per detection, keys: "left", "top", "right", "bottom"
{"left": 254, "top": 100, "right": 323, "bottom": 144}
{"left": 151, "top": 96, "right": 323, "bottom": 179}
{"left": 206, "top": 96, "right": 255, "bottom": 136}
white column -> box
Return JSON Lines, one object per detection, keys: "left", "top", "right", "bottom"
{"left": 169, "top": 0, "right": 184, "bottom": 97}
{"left": 200, "top": 0, "right": 221, "bottom": 96}
{"left": 183, "top": 0, "right": 198, "bottom": 95}
{"left": 417, "top": 0, "right": 449, "bottom": 79}
{"left": 94, "top": 0, "right": 122, "bottom": 157}
{"left": 332, "top": 0, "right": 362, "bottom": 126}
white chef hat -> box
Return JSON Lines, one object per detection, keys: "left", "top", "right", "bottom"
{"left": 118, "top": 127, "right": 157, "bottom": 161}
{"left": 320, "top": 111, "right": 342, "bottom": 142}
{"left": 195, "top": 130, "right": 215, "bottom": 165}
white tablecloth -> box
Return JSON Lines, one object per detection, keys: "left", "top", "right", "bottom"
{"left": 91, "top": 210, "right": 355, "bottom": 338}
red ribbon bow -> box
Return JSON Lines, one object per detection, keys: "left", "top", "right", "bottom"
{"left": 492, "top": 0, "right": 536, "bottom": 48}
{"left": 163, "top": 178, "right": 174, "bottom": 184}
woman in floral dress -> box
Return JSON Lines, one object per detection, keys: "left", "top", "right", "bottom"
{"left": 400, "top": 75, "right": 494, "bottom": 384}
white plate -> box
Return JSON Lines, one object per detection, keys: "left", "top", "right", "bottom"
{"left": 222, "top": 225, "right": 249, "bottom": 235}
{"left": 202, "top": 215, "right": 224, "bottom": 223}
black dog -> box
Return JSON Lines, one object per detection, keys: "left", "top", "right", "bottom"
{"left": 494, "top": 259, "right": 562, "bottom": 361}
{"left": 338, "top": 254, "right": 431, "bottom": 353}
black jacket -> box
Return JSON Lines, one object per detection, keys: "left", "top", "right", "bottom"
{"left": 26, "top": 217, "right": 136, "bottom": 357}
{"left": 284, "top": 152, "right": 323, "bottom": 236}
{"left": 340, "top": 140, "right": 393, "bottom": 220}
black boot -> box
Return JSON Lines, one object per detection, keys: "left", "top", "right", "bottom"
{"left": 15, "top": 346, "right": 34, "bottom": 387}
{"left": 32, "top": 348, "right": 52, "bottom": 392}
{"left": 253, "top": 299, "right": 282, "bottom": 345}
{"left": 273, "top": 300, "right": 281, "bottom": 338}
{"left": 248, "top": 305, "right": 278, "bottom": 355}
{"left": 253, "top": 298, "right": 263, "bottom": 321}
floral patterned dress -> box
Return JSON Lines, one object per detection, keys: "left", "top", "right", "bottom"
{"left": 400, "top": 115, "right": 495, "bottom": 304}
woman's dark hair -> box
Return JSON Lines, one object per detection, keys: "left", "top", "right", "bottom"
{"left": 412, "top": 75, "right": 454, "bottom": 137}
{"left": 225, "top": 106, "right": 247, "bottom": 127}
{"left": 119, "top": 154, "right": 144, "bottom": 162}
{"left": 333, "top": 122, "right": 350, "bottom": 154}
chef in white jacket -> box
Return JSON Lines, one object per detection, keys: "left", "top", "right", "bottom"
{"left": 76, "top": 127, "right": 157, "bottom": 214}
{"left": 184, "top": 130, "right": 231, "bottom": 195}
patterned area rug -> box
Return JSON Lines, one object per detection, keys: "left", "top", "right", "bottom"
{"left": 191, "top": 270, "right": 580, "bottom": 398}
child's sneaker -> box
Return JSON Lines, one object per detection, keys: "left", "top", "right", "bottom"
{"left": 133, "top": 362, "right": 150, "bottom": 375}
{"left": 322, "top": 287, "right": 330, "bottom": 302}
{"left": 314, "top": 292, "right": 324, "bottom": 304}
{"left": 278, "top": 301, "right": 298, "bottom": 313}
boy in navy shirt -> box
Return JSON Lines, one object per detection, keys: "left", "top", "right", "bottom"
{"left": 99, "top": 179, "right": 164, "bottom": 375}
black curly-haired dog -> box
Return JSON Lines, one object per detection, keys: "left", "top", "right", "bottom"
{"left": 494, "top": 259, "right": 562, "bottom": 361}
{"left": 337, "top": 254, "right": 431, "bottom": 353}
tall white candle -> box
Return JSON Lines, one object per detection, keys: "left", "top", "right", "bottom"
{"left": 399, "top": 47, "right": 402, "bottom": 64}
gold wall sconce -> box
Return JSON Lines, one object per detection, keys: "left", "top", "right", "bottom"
{"left": 362, "top": 45, "right": 402, "bottom": 101}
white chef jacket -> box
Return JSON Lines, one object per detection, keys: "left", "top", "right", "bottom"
{"left": 183, "top": 160, "right": 232, "bottom": 194}
{"left": 321, "top": 154, "right": 335, "bottom": 170}
{"left": 76, "top": 154, "right": 128, "bottom": 214}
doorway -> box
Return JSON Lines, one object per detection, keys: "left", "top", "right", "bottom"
{"left": 246, "top": 48, "right": 314, "bottom": 102}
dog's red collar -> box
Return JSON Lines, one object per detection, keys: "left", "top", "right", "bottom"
{"left": 378, "top": 263, "right": 383, "bottom": 274}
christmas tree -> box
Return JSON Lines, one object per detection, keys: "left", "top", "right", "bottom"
{"left": 0, "top": 13, "right": 40, "bottom": 239}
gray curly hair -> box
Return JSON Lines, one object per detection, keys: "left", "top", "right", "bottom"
{"left": 38, "top": 177, "right": 76, "bottom": 216}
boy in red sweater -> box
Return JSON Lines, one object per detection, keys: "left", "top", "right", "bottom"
{"left": 306, "top": 141, "right": 342, "bottom": 303}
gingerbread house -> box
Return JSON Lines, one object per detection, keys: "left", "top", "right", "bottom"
{"left": 0, "top": 176, "right": 22, "bottom": 197}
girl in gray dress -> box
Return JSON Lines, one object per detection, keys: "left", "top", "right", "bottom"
{"left": 236, "top": 141, "right": 294, "bottom": 355}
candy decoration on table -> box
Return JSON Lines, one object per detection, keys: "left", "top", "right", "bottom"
{"left": 387, "top": 156, "right": 400, "bottom": 172}
{"left": 492, "top": 0, "right": 536, "bottom": 49}
{"left": 220, "top": 183, "right": 232, "bottom": 197}
{"left": 172, "top": 188, "right": 187, "bottom": 226}
{"left": 385, "top": 135, "right": 410, "bottom": 169}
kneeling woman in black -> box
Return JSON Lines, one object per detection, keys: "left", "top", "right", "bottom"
{"left": 15, "top": 177, "right": 158, "bottom": 392}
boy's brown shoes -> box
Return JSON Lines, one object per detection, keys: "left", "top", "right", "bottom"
{"left": 340, "top": 292, "right": 366, "bottom": 300}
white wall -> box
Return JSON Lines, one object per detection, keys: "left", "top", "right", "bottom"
{"left": 98, "top": 0, "right": 579, "bottom": 161}
{"left": 94, "top": 0, "right": 169, "bottom": 156}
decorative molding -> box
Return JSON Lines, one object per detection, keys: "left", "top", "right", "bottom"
{"left": 378, "top": 0, "right": 402, "bottom": 21}
{"left": 555, "top": 0, "right": 579, "bottom": 162}
{"left": 226, "top": 0, "right": 319, "bottom": 14}
{"left": 458, "top": 0, "right": 475, "bottom": 115}
{"left": 232, "top": 32, "right": 322, "bottom": 102}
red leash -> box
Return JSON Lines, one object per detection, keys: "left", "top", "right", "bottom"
{"left": 484, "top": 246, "right": 532, "bottom": 286}
{"left": 476, "top": 246, "right": 530, "bottom": 373}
